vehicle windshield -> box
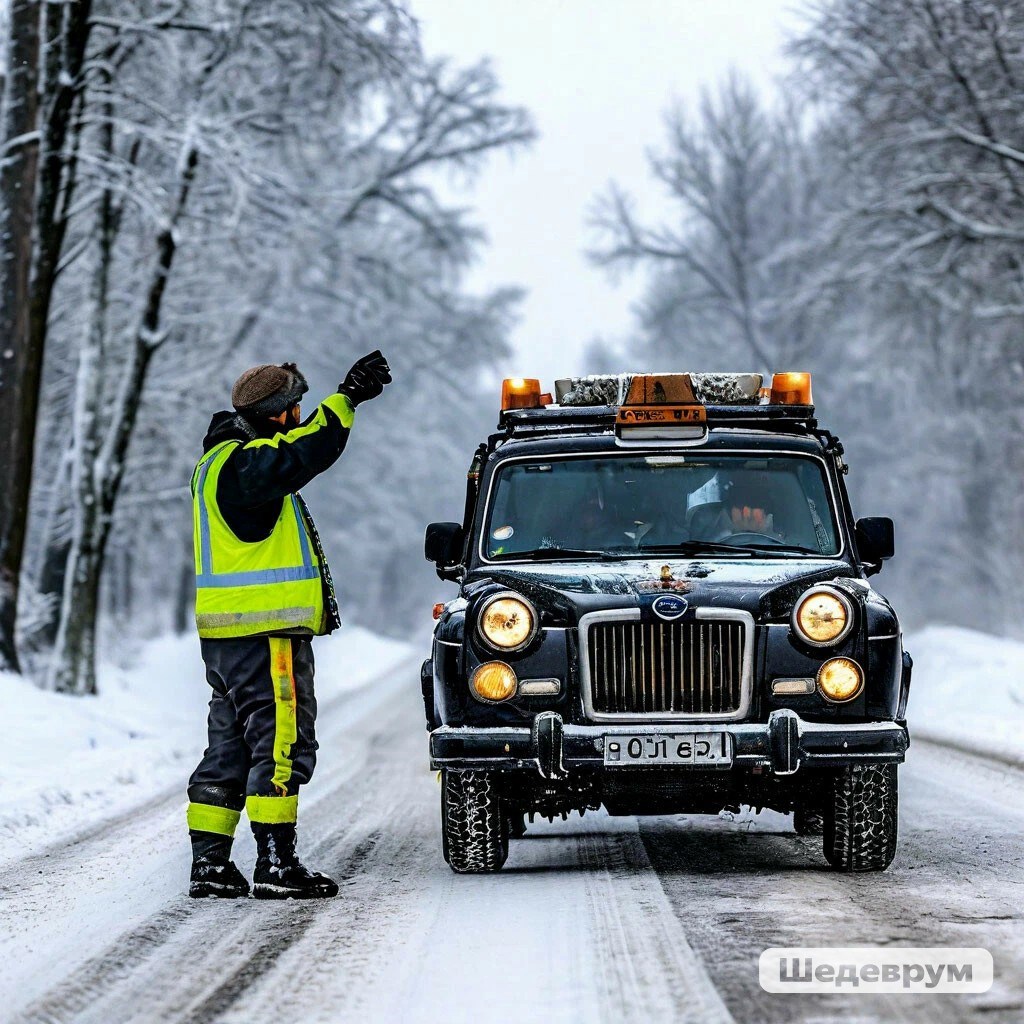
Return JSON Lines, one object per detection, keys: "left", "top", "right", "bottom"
{"left": 483, "top": 454, "right": 841, "bottom": 560}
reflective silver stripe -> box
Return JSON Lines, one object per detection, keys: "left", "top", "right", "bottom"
{"left": 195, "top": 442, "right": 317, "bottom": 586}
{"left": 290, "top": 494, "right": 314, "bottom": 568}
{"left": 196, "top": 565, "right": 319, "bottom": 588}
{"left": 196, "top": 443, "right": 235, "bottom": 576}
{"left": 196, "top": 606, "right": 316, "bottom": 630}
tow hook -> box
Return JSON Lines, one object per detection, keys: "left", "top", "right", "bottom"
{"left": 533, "top": 711, "right": 567, "bottom": 780}
{"left": 768, "top": 708, "right": 801, "bottom": 774}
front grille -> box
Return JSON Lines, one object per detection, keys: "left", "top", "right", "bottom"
{"left": 585, "top": 618, "right": 746, "bottom": 716}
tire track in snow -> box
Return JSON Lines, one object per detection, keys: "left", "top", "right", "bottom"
{"left": 10, "top": 905, "right": 195, "bottom": 1024}
{"left": 639, "top": 742, "right": 1024, "bottom": 1024}
{"left": 209, "top": 713, "right": 732, "bottom": 1024}
{"left": 576, "top": 825, "right": 733, "bottom": 1024}
{"left": 4, "top": 662, "right": 418, "bottom": 1024}
{"left": 11, "top": 745, "right": 400, "bottom": 1024}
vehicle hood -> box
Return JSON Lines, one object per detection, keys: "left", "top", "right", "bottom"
{"left": 464, "top": 558, "right": 860, "bottom": 625}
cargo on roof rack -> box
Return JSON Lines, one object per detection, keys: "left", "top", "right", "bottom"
{"left": 495, "top": 371, "right": 817, "bottom": 442}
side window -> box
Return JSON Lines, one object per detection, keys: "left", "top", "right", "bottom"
{"left": 795, "top": 461, "right": 838, "bottom": 553}
{"left": 487, "top": 473, "right": 515, "bottom": 557}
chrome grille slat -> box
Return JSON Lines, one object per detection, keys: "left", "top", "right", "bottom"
{"left": 587, "top": 617, "right": 746, "bottom": 716}
{"left": 626, "top": 622, "right": 634, "bottom": 712}
{"left": 713, "top": 623, "right": 719, "bottom": 713}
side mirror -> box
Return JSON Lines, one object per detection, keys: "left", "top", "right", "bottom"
{"left": 855, "top": 517, "right": 894, "bottom": 576}
{"left": 424, "top": 522, "right": 464, "bottom": 572}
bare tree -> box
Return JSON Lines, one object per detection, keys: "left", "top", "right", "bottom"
{"left": 0, "top": 0, "right": 41, "bottom": 672}
{"left": 592, "top": 0, "right": 1024, "bottom": 636}
{"left": 592, "top": 73, "right": 828, "bottom": 370}
{"left": 41, "top": 0, "right": 532, "bottom": 692}
{"left": 792, "top": 0, "right": 1024, "bottom": 632}
{"left": 0, "top": 0, "right": 93, "bottom": 673}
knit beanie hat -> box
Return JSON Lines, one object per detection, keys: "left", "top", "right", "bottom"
{"left": 231, "top": 362, "right": 309, "bottom": 418}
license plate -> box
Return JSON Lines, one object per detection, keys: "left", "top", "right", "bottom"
{"left": 604, "top": 732, "right": 732, "bottom": 766}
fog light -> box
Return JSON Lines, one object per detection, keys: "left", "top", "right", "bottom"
{"left": 816, "top": 657, "right": 863, "bottom": 702}
{"left": 471, "top": 661, "right": 517, "bottom": 702}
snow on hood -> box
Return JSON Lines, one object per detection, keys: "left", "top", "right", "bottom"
{"left": 466, "top": 557, "right": 857, "bottom": 622}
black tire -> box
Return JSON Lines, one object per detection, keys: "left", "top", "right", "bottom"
{"left": 793, "top": 805, "right": 824, "bottom": 836}
{"left": 441, "top": 769, "right": 509, "bottom": 873}
{"left": 823, "top": 764, "right": 898, "bottom": 872}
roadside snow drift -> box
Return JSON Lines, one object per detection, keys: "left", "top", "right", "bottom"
{"left": 1, "top": 627, "right": 413, "bottom": 865}
{"left": 907, "top": 626, "right": 1024, "bottom": 764}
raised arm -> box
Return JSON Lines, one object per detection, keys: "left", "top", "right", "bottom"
{"left": 221, "top": 350, "right": 391, "bottom": 508}
{"left": 226, "top": 392, "right": 356, "bottom": 506}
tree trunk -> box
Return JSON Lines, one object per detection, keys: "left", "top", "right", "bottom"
{"left": 34, "top": 1, "right": 92, "bottom": 312}
{"left": 23, "top": 445, "right": 73, "bottom": 651}
{"left": 33, "top": 532, "right": 71, "bottom": 650}
{"left": 0, "top": 0, "right": 42, "bottom": 672}
{"left": 49, "top": 142, "right": 198, "bottom": 693}
{"left": 0, "top": 1, "right": 91, "bottom": 674}
{"left": 48, "top": 536, "right": 103, "bottom": 694}
{"left": 47, "top": 80, "right": 119, "bottom": 694}
{"left": 48, "top": 148, "right": 114, "bottom": 694}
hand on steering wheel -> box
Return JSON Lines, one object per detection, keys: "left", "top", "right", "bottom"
{"left": 726, "top": 530, "right": 786, "bottom": 545}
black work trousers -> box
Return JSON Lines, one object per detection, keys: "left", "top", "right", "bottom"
{"left": 187, "top": 634, "right": 318, "bottom": 833}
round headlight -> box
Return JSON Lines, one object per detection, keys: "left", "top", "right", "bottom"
{"left": 477, "top": 593, "right": 537, "bottom": 652}
{"left": 793, "top": 586, "right": 853, "bottom": 646}
{"left": 817, "top": 657, "right": 863, "bottom": 702}
{"left": 471, "top": 661, "right": 517, "bottom": 702}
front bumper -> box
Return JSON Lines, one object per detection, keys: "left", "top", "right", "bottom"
{"left": 429, "top": 709, "right": 909, "bottom": 778}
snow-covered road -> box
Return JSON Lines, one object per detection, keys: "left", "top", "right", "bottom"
{"left": 4, "top": 659, "right": 1023, "bottom": 1024}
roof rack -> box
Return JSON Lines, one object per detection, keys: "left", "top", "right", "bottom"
{"left": 498, "top": 403, "right": 817, "bottom": 437}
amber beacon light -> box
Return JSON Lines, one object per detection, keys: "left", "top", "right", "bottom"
{"left": 770, "top": 371, "right": 813, "bottom": 406}
{"left": 501, "top": 377, "right": 543, "bottom": 410}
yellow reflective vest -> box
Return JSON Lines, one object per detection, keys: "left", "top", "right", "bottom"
{"left": 191, "top": 439, "right": 328, "bottom": 639}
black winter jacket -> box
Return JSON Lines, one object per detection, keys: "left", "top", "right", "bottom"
{"left": 199, "top": 394, "right": 354, "bottom": 632}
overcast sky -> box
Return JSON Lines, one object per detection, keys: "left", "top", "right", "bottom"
{"left": 410, "top": 0, "right": 803, "bottom": 385}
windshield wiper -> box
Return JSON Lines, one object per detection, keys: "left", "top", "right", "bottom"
{"left": 639, "top": 540, "right": 825, "bottom": 558}
{"left": 524, "top": 547, "right": 632, "bottom": 562}
{"left": 728, "top": 540, "right": 827, "bottom": 557}
{"left": 637, "top": 541, "right": 757, "bottom": 557}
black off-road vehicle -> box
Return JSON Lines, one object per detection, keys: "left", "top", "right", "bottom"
{"left": 422, "top": 373, "right": 910, "bottom": 873}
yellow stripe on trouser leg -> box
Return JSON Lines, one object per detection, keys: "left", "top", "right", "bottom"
{"left": 268, "top": 637, "right": 298, "bottom": 796}
{"left": 247, "top": 794, "right": 298, "bottom": 823}
{"left": 242, "top": 640, "right": 300, "bottom": 825}
{"left": 187, "top": 802, "right": 241, "bottom": 837}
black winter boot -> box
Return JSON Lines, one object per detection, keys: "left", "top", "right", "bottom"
{"left": 189, "top": 833, "right": 250, "bottom": 898}
{"left": 251, "top": 823, "right": 339, "bottom": 900}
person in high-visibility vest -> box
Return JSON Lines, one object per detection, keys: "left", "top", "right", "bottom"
{"left": 187, "top": 352, "right": 391, "bottom": 899}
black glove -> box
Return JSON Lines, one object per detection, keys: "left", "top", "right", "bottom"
{"left": 338, "top": 350, "right": 392, "bottom": 407}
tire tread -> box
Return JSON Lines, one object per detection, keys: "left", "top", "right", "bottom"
{"left": 442, "top": 770, "right": 508, "bottom": 873}
{"left": 823, "top": 763, "right": 898, "bottom": 872}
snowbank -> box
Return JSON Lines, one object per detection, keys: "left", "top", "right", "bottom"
{"left": 906, "top": 625, "right": 1024, "bottom": 763}
{"left": 0, "top": 626, "right": 414, "bottom": 864}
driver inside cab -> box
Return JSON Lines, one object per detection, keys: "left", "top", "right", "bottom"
{"left": 686, "top": 474, "right": 780, "bottom": 544}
